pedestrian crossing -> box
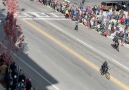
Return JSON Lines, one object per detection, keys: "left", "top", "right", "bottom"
{"left": 0, "top": 11, "right": 69, "bottom": 20}
{"left": 24, "top": 18, "right": 70, "bottom": 20}
{"left": 14, "top": 12, "right": 68, "bottom": 20}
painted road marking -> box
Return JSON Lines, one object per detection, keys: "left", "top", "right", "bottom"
{"left": 50, "top": 13, "right": 59, "bottom": 17}
{"left": 29, "top": 12, "right": 44, "bottom": 18}
{"left": 14, "top": 12, "right": 66, "bottom": 20}
{"left": 12, "top": 53, "right": 60, "bottom": 90}
{"left": 0, "top": 42, "right": 60, "bottom": 90}
{"left": 45, "top": 21, "right": 129, "bottom": 73}
{"left": 14, "top": 12, "right": 64, "bottom": 18}
{"left": 23, "top": 18, "right": 70, "bottom": 20}
{"left": 23, "top": 19, "right": 129, "bottom": 90}
{"left": 14, "top": 12, "right": 50, "bottom": 18}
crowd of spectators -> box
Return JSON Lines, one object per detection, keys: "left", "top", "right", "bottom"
{"left": 38, "top": 0, "right": 129, "bottom": 46}
{"left": 0, "top": 53, "right": 32, "bottom": 90}
{"left": 1, "top": 0, "right": 128, "bottom": 89}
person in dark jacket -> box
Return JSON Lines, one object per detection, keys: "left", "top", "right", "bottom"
{"left": 12, "top": 75, "right": 18, "bottom": 90}
{"left": 74, "top": 21, "right": 79, "bottom": 30}
{"left": 82, "top": 0, "right": 86, "bottom": 5}
{"left": 18, "top": 73, "right": 26, "bottom": 83}
{"left": 101, "top": 61, "right": 108, "bottom": 74}
{"left": 113, "top": 35, "right": 119, "bottom": 45}
{"left": 26, "top": 78, "right": 32, "bottom": 90}
{"left": 10, "top": 62, "right": 17, "bottom": 77}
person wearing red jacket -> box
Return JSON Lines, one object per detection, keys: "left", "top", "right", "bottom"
{"left": 120, "top": 16, "right": 125, "bottom": 25}
{"left": 101, "top": 5, "right": 104, "bottom": 11}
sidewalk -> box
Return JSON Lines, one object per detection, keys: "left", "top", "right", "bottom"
{"left": 0, "top": 84, "right": 5, "bottom": 90}
{"left": 45, "top": 0, "right": 129, "bottom": 49}
{"left": 80, "top": 22, "right": 129, "bottom": 49}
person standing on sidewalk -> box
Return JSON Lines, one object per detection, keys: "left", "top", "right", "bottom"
{"left": 5, "top": 72, "right": 13, "bottom": 90}
{"left": 0, "top": 62, "right": 7, "bottom": 81}
{"left": 26, "top": 78, "right": 32, "bottom": 90}
{"left": 65, "top": 8, "right": 69, "bottom": 19}
{"left": 82, "top": 0, "right": 86, "bottom": 6}
{"left": 124, "top": 25, "right": 128, "bottom": 44}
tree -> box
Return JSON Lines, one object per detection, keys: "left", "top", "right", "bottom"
{"left": 1, "top": 0, "right": 25, "bottom": 52}
{"left": 0, "top": 0, "right": 26, "bottom": 62}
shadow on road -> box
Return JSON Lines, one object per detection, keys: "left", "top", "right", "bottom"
{"left": 111, "top": 44, "right": 119, "bottom": 52}
{"left": 0, "top": 11, "right": 59, "bottom": 90}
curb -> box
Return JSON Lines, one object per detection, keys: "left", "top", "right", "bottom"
{"left": 79, "top": 23, "right": 129, "bottom": 49}
{"left": 37, "top": 1, "right": 129, "bottom": 49}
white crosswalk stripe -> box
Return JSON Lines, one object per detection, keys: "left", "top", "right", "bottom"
{"left": 14, "top": 12, "right": 65, "bottom": 20}
{"left": 0, "top": 12, "right": 66, "bottom": 20}
{"left": 23, "top": 18, "right": 70, "bottom": 20}
{"left": 50, "top": 13, "right": 59, "bottom": 17}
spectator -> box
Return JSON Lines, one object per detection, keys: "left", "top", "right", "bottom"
{"left": 0, "top": 53, "right": 7, "bottom": 65}
{"left": 124, "top": 25, "right": 129, "bottom": 43}
{"left": 121, "top": 1, "right": 126, "bottom": 11}
{"left": 125, "top": 31, "right": 129, "bottom": 44}
{"left": 118, "top": 30, "right": 125, "bottom": 45}
{"left": 12, "top": 75, "right": 18, "bottom": 90}
{"left": 26, "top": 78, "right": 32, "bottom": 90}
{"left": 53, "top": 1, "right": 56, "bottom": 10}
{"left": 120, "top": 16, "right": 125, "bottom": 25}
{"left": 17, "top": 79, "right": 25, "bottom": 90}
{"left": 0, "top": 53, "right": 33, "bottom": 90}
{"left": 5, "top": 72, "right": 13, "bottom": 90}
{"left": 0, "top": 62, "right": 7, "bottom": 81}
{"left": 127, "top": 18, "right": 129, "bottom": 25}
{"left": 116, "top": 14, "right": 119, "bottom": 22}
{"left": 101, "top": 5, "right": 104, "bottom": 14}
{"left": 90, "top": 17, "right": 94, "bottom": 29}
{"left": 9, "top": 74, "right": 13, "bottom": 90}
{"left": 18, "top": 73, "right": 26, "bottom": 83}
{"left": 82, "top": 0, "right": 85, "bottom": 6}
{"left": 65, "top": 8, "right": 69, "bottom": 18}
{"left": 0, "top": 54, "right": 4, "bottom": 65}
{"left": 99, "top": 14, "right": 104, "bottom": 24}
{"left": 10, "top": 62, "right": 17, "bottom": 77}
{"left": 97, "top": 5, "right": 101, "bottom": 15}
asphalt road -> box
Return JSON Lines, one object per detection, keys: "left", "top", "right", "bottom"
{"left": 0, "top": 0, "right": 129, "bottom": 90}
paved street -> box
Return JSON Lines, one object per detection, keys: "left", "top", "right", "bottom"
{"left": 0, "top": 0, "right": 129, "bottom": 90}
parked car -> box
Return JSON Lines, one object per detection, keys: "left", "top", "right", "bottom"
{"left": 101, "top": 2, "right": 121, "bottom": 11}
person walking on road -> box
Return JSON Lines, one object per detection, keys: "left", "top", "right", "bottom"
{"left": 101, "top": 61, "right": 109, "bottom": 74}
{"left": 74, "top": 21, "right": 79, "bottom": 31}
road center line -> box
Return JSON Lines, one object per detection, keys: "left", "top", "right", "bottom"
{"left": 44, "top": 21, "right": 129, "bottom": 73}
{"left": 22, "top": 18, "right": 70, "bottom": 20}
{"left": 23, "top": 19, "right": 129, "bottom": 90}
